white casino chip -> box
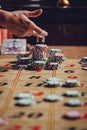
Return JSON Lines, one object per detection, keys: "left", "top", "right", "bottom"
{"left": 64, "top": 90, "right": 82, "bottom": 97}
{"left": 45, "top": 94, "right": 63, "bottom": 101}
{"left": 66, "top": 99, "right": 83, "bottom": 106}
{"left": 17, "top": 99, "right": 36, "bottom": 106}
{"left": 64, "top": 111, "right": 82, "bottom": 119}
{"left": 16, "top": 93, "right": 34, "bottom": 99}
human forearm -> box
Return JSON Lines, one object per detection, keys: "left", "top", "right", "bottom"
{"left": 0, "top": 9, "right": 48, "bottom": 37}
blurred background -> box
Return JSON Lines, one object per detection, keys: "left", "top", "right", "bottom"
{"left": 0, "top": 0, "right": 87, "bottom": 45}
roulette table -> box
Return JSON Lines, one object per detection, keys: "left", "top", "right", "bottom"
{"left": 0, "top": 45, "right": 87, "bottom": 130}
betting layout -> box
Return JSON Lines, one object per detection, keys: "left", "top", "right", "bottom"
{"left": 0, "top": 40, "right": 87, "bottom": 130}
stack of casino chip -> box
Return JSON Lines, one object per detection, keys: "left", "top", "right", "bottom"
{"left": 80, "top": 56, "right": 87, "bottom": 70}
{"left": 63, "top": 90, "right": 83, "bottom": 97}
{"left": 16, "top": 53, "right": 32, "bottom": 69}
{"left": 32, "top": 44, "right": 48, "bottom": 61}
{"left": 65, "top": 98, "right": 84, "bottom": 107}
{"left": 46, "top": 62, "right": 59, "bottom": 70}
{"left": 30, "top": 60, "right": 46, "bottom": 70}
{"left": 65, "top": 79, "right": 80, "bottom": 87}
{"left": 16, "top": 92, "right": 36, "bottom": 106}
{"left": 44, "top": 94, "right": 63, "bottom": 102}
{"left": 30, "top": 44, "right": 48, "bottom": 70}
{"left": 44, "top": 77, "right": 62, "bottom": 87}
{"left": 63, "top": 111, "right": 82, "bottom": 119}
{"left": 17, "top": 57, "right": 31, "bottom": 65}
{"left": 80, "top": 56, "right": 87, "bottom": 65}
{"left": 46, "top": 48, "right": 65, "bottom": 70}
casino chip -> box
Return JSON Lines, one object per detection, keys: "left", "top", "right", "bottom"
{"left": 30, "top": 60, "right": 46, "bottom": 70}
{"left": 47, "top": 53, "right": 65, "bottom": 64}
{"left": 44, "top": 94, "right": 63, "bottom": 102}
{"left": 83, "top": 66, "right": 87, "bottom": 70}
{"left": 82, "top": 64, "right": 87, "bottom": 71}
{"left": 63, "top": 111, "right": 82, "bottom": 119}
{"left": 16, "top": 93, "right": 34, "bottom": 99}
{"left": 17, "top": 57, "right": 31, "bottom": 68}
{"left": 16, "top": 99, "right": 36, "bottom": 106}
{"left": 32, "top": 44, "right": 47, "bottom": 61}
{"left": 65, "top": 99, "right": 83, "bottom": 107}
{"left": 46, "top": 62, "right": 59, "bottom": 70}
{"left": 65, "top": 79, "right": 80, "bottom": 87}
{"left": 15, "top": 92, "right": 36, "bottom": 106}
{"left": 46, "top": 48, "right": 66, "bottom": 70}
{"left": 35, "top": 44, "right": 47, "bottom": 49}
{"left": 63, "top": 90, "right": 82, "bottom": 97}
{"left": 48, "top": 49, "right": 61, "bottom": 54}
{"left": 44, "top": 77, "right": 62, "bottom": 87}
{"left": 80, "top": 56, "right": 87, "bottom": 64}
{"left": 80, "top": 57, "right": 87, "bottom": 71}
{"left": 45, "top": 77, "right": 61, "bottom": 82}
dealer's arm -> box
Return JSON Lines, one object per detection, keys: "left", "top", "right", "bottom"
{"left": 0, "top": 9, "right": 48, "bottom": 37}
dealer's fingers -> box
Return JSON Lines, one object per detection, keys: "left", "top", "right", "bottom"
{"left": 31, "top": 23, "right": 48, "bottom": 36}
{"left": 22, "top": 9, "right": 42, "bottom": 18}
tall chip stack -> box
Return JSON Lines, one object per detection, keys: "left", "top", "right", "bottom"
{"left": 80, "top": 56, "right": 87, "bottom": 70}
{"left": 30, "top": 36, "right": 48, "bottom": 70}
{"left": 46, "top": 48, "right": 66, "bottom": 70}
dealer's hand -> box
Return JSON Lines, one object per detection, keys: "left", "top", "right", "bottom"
{"left": 0, "top": 9, "right": 48, "bottom": 37}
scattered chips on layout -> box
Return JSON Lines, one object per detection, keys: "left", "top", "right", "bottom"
{"left": 1, "top": 48, "right": 87, "bottom": 129}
